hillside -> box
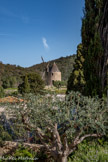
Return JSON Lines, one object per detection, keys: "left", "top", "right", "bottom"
{"left": 0, "top": 55, "right": 76, "bottom": 88}
{"left": 0, "top": 62, "right": 26, "bottom": 87}
{"left": 27, "top": 55, "right": 76, "bottom": 81}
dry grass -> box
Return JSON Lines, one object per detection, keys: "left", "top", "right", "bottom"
{"left": 0, "top": 96, "right": 23, "bottom": 103}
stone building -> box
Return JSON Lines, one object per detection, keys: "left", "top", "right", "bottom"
{"left": 45, "top": 62, "right": 61, "bottom": 86}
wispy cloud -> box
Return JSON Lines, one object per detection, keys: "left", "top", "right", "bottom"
{"left": 0, "top": 6, "right": 29, "bottom": 23}
{"left": 42, "top": 37, "right": 49, "bottom": 50}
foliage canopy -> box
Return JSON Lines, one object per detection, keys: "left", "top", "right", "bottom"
{"left": 7, "top": 91, "right": 107, "bottom": 161}
{"left": 81, "top": 0, "right": 107, "bottom": 97}
{"left": 67, "top": 44, "right": 85, "bottom": 94}
{"left": 18, "top": 73, "right": 45, "bottom": 94}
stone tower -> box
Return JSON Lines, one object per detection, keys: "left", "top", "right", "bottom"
{"left": 45, "top": 62, "right": 61, "bottom": 86}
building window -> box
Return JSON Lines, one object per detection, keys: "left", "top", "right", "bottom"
{"left": 52, "top": 73, "right": 53, "bottom": 76}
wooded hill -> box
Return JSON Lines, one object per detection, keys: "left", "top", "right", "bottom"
{"left": 0, "top": 55, "right": 76, "bottom": 88}
{"left": 27, "top": 55, "right": 76, "bottom": 81}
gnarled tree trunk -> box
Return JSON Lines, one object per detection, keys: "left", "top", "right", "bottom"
{"left": 55, "top": 155, "right": 67, "bottom": 162}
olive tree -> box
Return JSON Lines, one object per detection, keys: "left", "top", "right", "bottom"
{"left": 7, "top": 92, "right": 107, "bottom": 162}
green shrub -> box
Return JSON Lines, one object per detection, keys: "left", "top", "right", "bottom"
{"left": 0, "top": 86, "right": 5, "bottom": 98}
{"left": 68, "top": 141, "right": 108, "bottom": 162}
{"left": 13, "top": 147, "right": 34, "bottom": 162}
{"left": 0, "top": 125, "right": 12, "bottom": 146}
{"left": 2, "top": 147, "right": 35, "bottom": 162}
{"left": 0, "top": 137, "right": 4, "bottom": 147}
{"left": 18, "top": 73, "right": 45, "bottom": 95}
{"left": 53, "top": 80, "right": 66, "bottom": 89}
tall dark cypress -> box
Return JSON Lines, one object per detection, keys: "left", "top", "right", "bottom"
{"left": 81, "top": 0, "right": 106, "bottom": 97}
{"left": 98, "top": 0, "right": 108, "bottom": 96}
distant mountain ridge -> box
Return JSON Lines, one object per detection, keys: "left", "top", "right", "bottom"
{"left": 0, "top": 55, "right": 76, "bottom": 87}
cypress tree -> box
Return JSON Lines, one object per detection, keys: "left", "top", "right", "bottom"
{"left": 81, "top": 0, "right": 105, "bottom": 97}
{"left": 23, "top": 75, "right": 30, "bottom": 93}
{"left": 67, "top": 44, "right": 85, "bottom": 93}
{"left": 0, "top": 86, "right": 5, "bottom": 98}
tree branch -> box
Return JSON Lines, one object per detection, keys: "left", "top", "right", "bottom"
{"left": 0, "top": 141, "right": 44, "bottom": 156}
{"left": 20, "top": 111, "right": 53, "bottom": 152}
{"left": 52, "top": 123, "right": 62, "bottom": 152}
{"left": 68, "top": 130, "right": 82, "bottom": 149}
{"left": 69, "top": 133, "right": 101, "bottom": 154}
{"left": 62, "top": 135, "right": 69, "bottom": 156}
{"left": 77, "top": 134, "right": 101, "bottom": 144}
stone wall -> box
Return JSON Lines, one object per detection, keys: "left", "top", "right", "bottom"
{"left": 45, "top": 71, "right": 61, "bottom": 86}
{"left": 51, "top": 72, "right": 61, "bottom": 82}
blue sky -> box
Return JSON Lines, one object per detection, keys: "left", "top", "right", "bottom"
{"left": 0, "top": 0, "right": 84, "bottom": 67}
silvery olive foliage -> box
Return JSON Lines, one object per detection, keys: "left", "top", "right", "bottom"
{"left": 8, "top": 91, "right": 107, "bottom": 141}
{"left": 6, "top": 91, "right": 107, "bottom": 161}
